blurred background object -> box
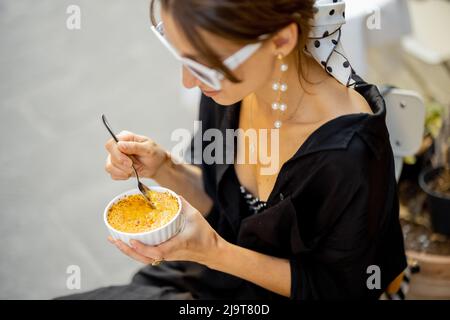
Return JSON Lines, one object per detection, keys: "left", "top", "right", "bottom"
{"left": 0, "top": 0, "right": 449, "bottom": 299}
{"left": 369, "top": 0, "right": 450, "bottom": 300}
{"left": 341, "top": 0, "right": 411, "bottom": 77}
{"left": 0, "top": 0, "right": 195, "bottom": 299}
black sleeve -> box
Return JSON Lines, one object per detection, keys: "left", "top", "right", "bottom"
{"left": 289, "top": 150, "right": 366, "bottom": 299}
{"left": 236, "top": 135, "right": 406, "bottom": 300}
{"left": 288, "top": 138, "right": 405, "bottom": 300}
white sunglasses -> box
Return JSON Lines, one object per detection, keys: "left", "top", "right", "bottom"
{"left": 151, "top": 21, "right": 264, "bottom": 91}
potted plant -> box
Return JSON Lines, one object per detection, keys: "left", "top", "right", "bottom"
{"left": 419, "top": 105, "right": 450, "bottom": 235}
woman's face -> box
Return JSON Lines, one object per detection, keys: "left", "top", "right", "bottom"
{"left": 161, "top": 9, "right": 279, "bottom": 106}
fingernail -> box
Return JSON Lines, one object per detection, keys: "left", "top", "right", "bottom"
{"left": 130, "top": 240, "right": 138, "bottom": 248}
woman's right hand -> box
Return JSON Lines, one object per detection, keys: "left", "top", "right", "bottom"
{"left": 104, "top": 131, "right": 169, "bottom": 180}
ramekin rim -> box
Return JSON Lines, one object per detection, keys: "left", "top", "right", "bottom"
{"left": 103, "top": 186, "right": 183, "bottom": 237}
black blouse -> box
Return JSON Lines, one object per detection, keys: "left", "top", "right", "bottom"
{"left": 189, "top": 78, "right": 407, "bottom": 300}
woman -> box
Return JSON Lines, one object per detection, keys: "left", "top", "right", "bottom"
{"left": 61, "top": 0, "right": 406, "bottom": 300}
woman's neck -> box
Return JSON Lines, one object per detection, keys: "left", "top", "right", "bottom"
{"left": 252, "top": 54, "right": 333, "bottom": 126}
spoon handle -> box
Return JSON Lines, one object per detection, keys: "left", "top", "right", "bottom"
{"left": 102, "top": 114, "right": 119, "bottom": 143}
{"left": 101, "top": 114, "right": 156, "bottom": 209}
{"left": 101, "top": 114, "right": 139, "bottom": 175}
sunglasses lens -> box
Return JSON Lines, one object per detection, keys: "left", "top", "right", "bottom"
{"left": 152, "top": 22, "right": 221, "bottom": 90}
{"left": 186, "top": 66, "right": 219, "bottom": 89}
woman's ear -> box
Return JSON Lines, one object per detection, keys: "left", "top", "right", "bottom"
{"left": 271, "top": 22, "right": 299, "bottom": 57}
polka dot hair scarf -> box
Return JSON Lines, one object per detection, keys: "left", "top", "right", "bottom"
{"left": 306, "top": 0, "right": 356, "bottom": 87}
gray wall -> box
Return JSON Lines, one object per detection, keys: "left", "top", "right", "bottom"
{"left": 0, "top": 0, "right": 198, "bottom": 299}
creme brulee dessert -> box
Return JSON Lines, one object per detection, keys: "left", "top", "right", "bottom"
{"left": 107, "top": 190, "right": 179, "bottom": 233}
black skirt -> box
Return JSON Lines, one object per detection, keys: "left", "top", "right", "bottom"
{"left": 55, "top": 260, "right": 268, "bottom": 300}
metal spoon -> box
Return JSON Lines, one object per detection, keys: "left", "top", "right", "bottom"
{"left": 101, "top": 114, "right": 155, "bottom": 209}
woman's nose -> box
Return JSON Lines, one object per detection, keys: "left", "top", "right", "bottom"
{"left": 182, "top": 66, "right": 201, "bottom": 89}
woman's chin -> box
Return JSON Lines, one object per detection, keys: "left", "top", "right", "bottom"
{"left": 209, "top": 95, "right": 241, "bottom": 106}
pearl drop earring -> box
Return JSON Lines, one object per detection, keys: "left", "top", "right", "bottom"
{"left": 271, "top": 54, "right": 288, "bottom": 129}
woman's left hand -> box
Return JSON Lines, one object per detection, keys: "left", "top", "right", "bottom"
{"left": 108, "top": 197, "right": 221, "bottom": 267}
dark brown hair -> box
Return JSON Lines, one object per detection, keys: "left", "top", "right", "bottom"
{"left": 150, "top": 0, "right": 315, "bottom": 83}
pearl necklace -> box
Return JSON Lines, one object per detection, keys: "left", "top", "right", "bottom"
{"left": 248, "top": 90, "right": 305, "bottom": 155}
{"left": 270, "top": 54, "right": 290, "bottom": 128}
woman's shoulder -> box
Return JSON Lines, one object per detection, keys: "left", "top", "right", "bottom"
{"left": 287, "top": 119, "right": 392, "bottom": 191}
{"left": 315, "top": 75, "right": 373, "bottom": 117}
{"left": 306, "top": 78, "right": 390, "bottom": 162}
{"left": 347, "top": 86, "right": 374, "bottom": 115}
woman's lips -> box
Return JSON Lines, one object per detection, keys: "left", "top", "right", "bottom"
{"left": 202, "top": 90, "right": 221, "bottom": 97}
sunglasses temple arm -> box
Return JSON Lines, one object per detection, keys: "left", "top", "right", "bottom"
{"left": 223, "top": 42, "right": 262, "bottom": 70}
{"left": 150, "top": 26, "right": 182, "bottom": 60}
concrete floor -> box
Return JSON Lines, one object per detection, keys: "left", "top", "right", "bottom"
{"left": 0, "top": 0, "right": 197, "bottom": 299}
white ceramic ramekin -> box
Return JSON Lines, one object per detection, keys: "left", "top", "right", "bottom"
{"left": 104, "top": 186, "right": 183, "bottom": 246}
